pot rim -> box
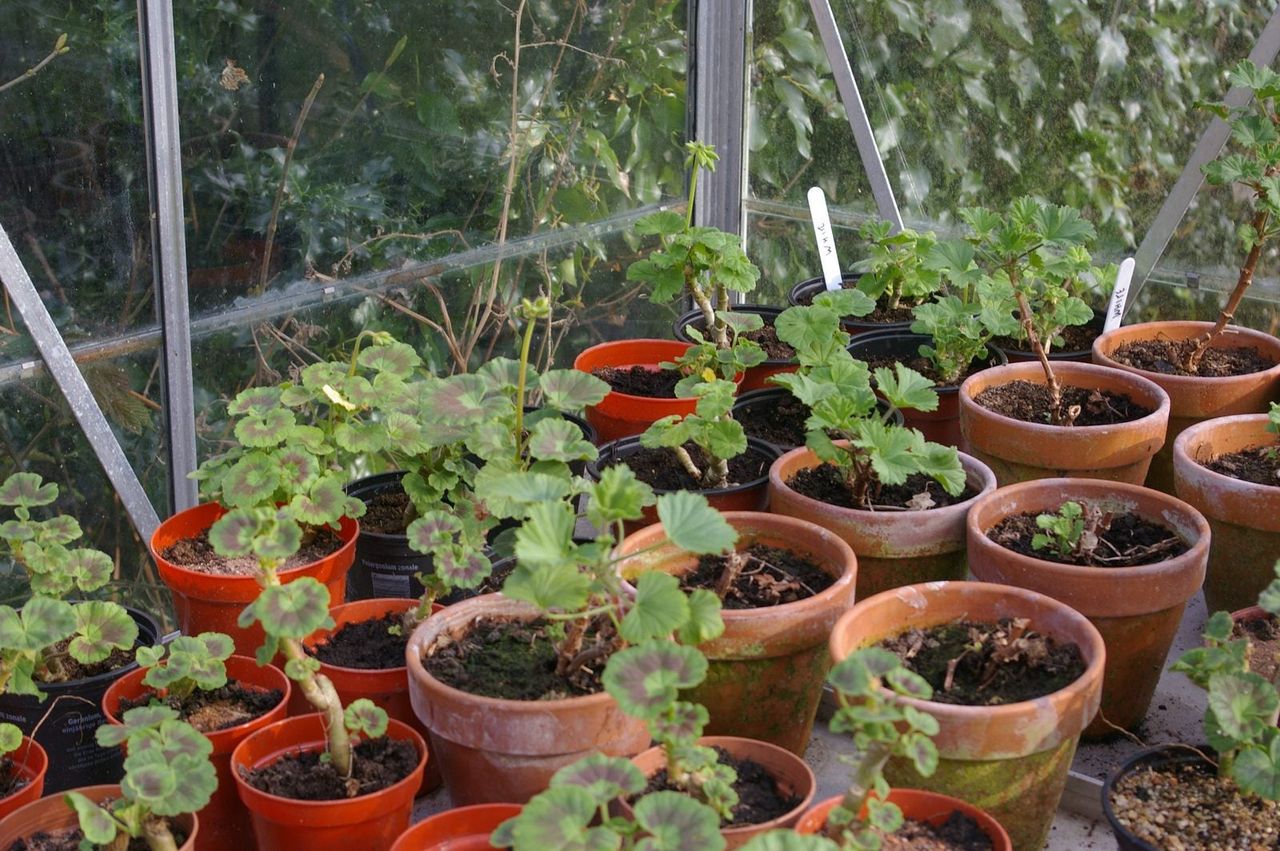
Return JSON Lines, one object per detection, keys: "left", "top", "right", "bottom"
{"left": 586, "top": 436, "right": 782, "bottom": 498}
{"left": 1100, "top": 742, "right": 1217, "bottom": 851}
{"left": 846, "top": 329, "right": 1009, "bottom": 394}
{"left": 0, "top": 784, "right": 197, "bottom": 848}
{"left": 1092, "top": 321, "right": 1280, "bottom": 387}
{"left": 572, "top": 339, "right": 697, "bottom": 404}
{"left": 672, "top": 305, "right": 795, "bottom": 368}
{"left": 17, "top": 605, "right": 159, "bottom": 694}
{"left": 799, "top": 790, "right": 1011, "bottom": 849}
{"left": 306, "top": 597, "right": 429, "bottom": 676}
{"left": 1172, "top": 413, "right": 1280, "bottom": 531}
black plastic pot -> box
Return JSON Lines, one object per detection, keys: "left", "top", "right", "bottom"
{"left": 846, "top": 329, "right": 1007, "bottom": 448}
{"left": 1102, "top": 744, "right": 1217, "bottom": 851}
{"left": 787, "top": 273, "right": 914, "bottom": 339}
{"left": 671, "top": 304, "right": 796, "bottom": 392}
{"left": 0, "top": 605, "right": 160, "bottom": 793}
{"left": 731, "top": 388, "right": 904, "bottom": 453}
{"left": 989, "top": 307, "right": 1105, "bottom": 364}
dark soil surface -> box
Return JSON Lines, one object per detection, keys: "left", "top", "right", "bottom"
{"left": 0, "top": 758, "right": 27, "bottom": 799}
{"left": 987, "top": 510, "right": 1189, "bottom": 567}
{"left": 312, "top": 612, "right": 407, "bottom": 670}
{"left": 881, "top": 618, "right": 1087, "bottom": 706}
{"left": 604, "top": 444, "right": 769, "bottom": 492}
{"left": 863, "top": 354, "right": 987, "bottom": 389}
{"left": 1111, "top": 338, "right": 1275, "bottom": 377}
{"left": 8, "top": 829, "right": 188, "bottom": 851}
{"left": 161, "top": 526, "right": 343, "bottom": 577}
{"left": 592, "top": 365, "right": 682, "bottom": 398}
{"left": 361, "top": 488, "right": 413, "bottom": 535}
{"left": 735, "top": 394, "right": 812, "bottom": 448}
{"left": 41, "top": 638, "right": 136, "bottom": 682}
{"left": 973, "top": 381, "right": 1152, "bottom": 426}
{"left": 117, "top": 679, "right": 283, "bottom": 733}
{"left": 1109, "top": 758, "right": 1280, "bottom": 850}
{"left": 797, "top": 286, "right": 917, "bottom": 324}
{"left": 786, "top": 464, "right": 976, "bottom": 511}
{"left": 990, "top": 322, "right": 1100, "bottom": 355}
{"left": 881, "top": 812, "right": 994, "bottom": 850}
{"left": 682, "top": 543, "right": 835, "bottom": 609}
{"left": 638, "top": 747, "right": 801, "bottom": 828}
{"left": 1235, "top": 614, "right": 1279, "bottom": 684}
{"left": 239, "top": 735, "right": 418, "bottom": 801}
{"left": 422, "top": 616, "right": 609, "bottom": 700}
{"left": 683, "top": 316, "right": 795, "bottom": 361}
{"left": 1204, "top": 443, "right": 1280, "bottom": 488}
{"left": 438, "top": 558, "right": 516, "bottom": 606}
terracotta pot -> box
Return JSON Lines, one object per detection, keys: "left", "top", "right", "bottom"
{"left": 151, "top": 502, "right": 358, "bottom": 657}
{"left": 966, "top": 478, "right": 1208, "bottom": 738}
{"left": 731, "top": 388, "right": 903, "bottom": 454}
{"left": 572, "top": 339, "right": 699, "bottom": 443}
{"left": 990, "top": 308, "right": 1104, "bottom": 365}
{"left": 624, "top": 736, "right": 815, "bottom": 849}
{"left": 1101, "top": 744, "right": 1218, "bottom": 851}
{"left": 390, "top": 803, "right": 520, "bottom": 851}
{"left": 673, "top": 305, "right": 796, "bottom": 392}
{"left": 768, "top": 446, "right": 996, "bottom": 599}
{"left": 587, "top": 437, "right": 781, "bottom": 533}
{"left": 616, "top": 512, "right": 856, "bottom": 754}
{"left": 297, "top": 598, "right": 442, "bottom": 793}
{"left": 0, "top": 606, "right": 160, "bottom": 793}
{"left": 847, "top": 330, "right": 1008, "bottom": 447}
{"left": 795, "top": 790, "right": 1011, "bottom": 851}
{"left": 231, "top": 714, "right": 426, "bottom": 851}
{"left": 0, "top": 784, "right": 197, "bottom": 849}
{"left": 788, "top": 274, "right": 912, "bottom": 339}
{"left": 405, "top": 594, "right": 649, "bottom": 805}
{"left": 1093, "top": 321, "right": 1280, "bottom": 493}
{"left": 828, "top": 581, "right": 1106, "bottom": 851}
{"left": 1173, "top": 413, "right": 1280, "bottom": 613}
{"left": 958, "top": 361, "right": 1170, "bottom": 486}
{"left": 101, "top": 655, "right": 289, "bottom": 851}
{"left": 0, "top": 737, "right": 46, "bottom": 822}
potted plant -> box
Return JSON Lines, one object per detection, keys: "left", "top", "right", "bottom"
{"left": 1172, "top": 404, "right": 1280, "bottom": 613}
{"left": 101, "top": 632, "right": 290, "bottom": 851}
{"left": 966, "top": 478, "right": 1209, "bottom": 737}
{"left": 1093, "top": 60, "right": 1280, "bottom": 493}
{"left": 789, "top": 648, "right": 1011, "bottom": 850}
{"left": 0, "top": 472, "right": 158, "bottom": 793}
{"left": 0, "top": 722, "right": 46, "bottom": 821}
{"left": 731, "top": 387, "right": 903, "bottom": 455}
{"left": 1102, "top": 566, "right": 1280, "bottom": 849}
{"left": 827, "top": 581, "right": 1105, "bottom": 851}
{"left": 405, "top": 468, "right": 735, "bottom": 804}
{"left": 764, "top": 295, "right": 997, "bottom": 598}
{"left": 955, "top": 198, "right": 1170, "bottom": 484}
{"left": 614, "top": 511, "right": 856, "bottom": 755}
{"left": 575, "top": 141, "right": 763, "bottom": 441}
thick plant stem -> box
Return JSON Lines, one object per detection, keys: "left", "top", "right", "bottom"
{"left": 1185, "top": 204, "right": 1271, "bottom": 373}
{"left": 142, "top": 816, "right": 179, "bottom": 851}
{"left": 825, "top": 741, "right": 891, "bottom": 841}
{"left": 280, "top": 636, "right": 352, "bottom": 776}
{"left": 713, "top": 549, "right": 746, "bottom": 600}
{"left": 1015, "top": 292, "right": 1066, "bottom": 425}
{"left": 513, "top": 312, "right": 537, "bottom": 464}
{"left": 673, "top": 445, "right": 704, "bottom": 483}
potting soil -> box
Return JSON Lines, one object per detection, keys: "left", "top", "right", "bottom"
{"left": 117, "top": 679, "right": 283, "bottom": 733}
{"left": 1205, "top": 443, "right": 1280, "bottom": 488}
{"left": 312, "top": 611, "right": 407, "bottom": 669}
{"left": 880, "top": 812, "right": 994, "bottom": 851}
{"left": 591, "top": 365, "right": 682, "bottom": 398}
{"left": 987, "top": 511, "right": 1189, "bottom": 567}
{"left": 683, "top": 543, "right": 835, "bottom": 609}
{"left": 0, "top": 758, "right": 27, "bottom": 799}
{"left": 7, "top": 822, "right": 188, "bottom": 851}
{"left": 606, "top": 444, "right": 769, "bottom": 492}
{"left": 972, "top": 381, "right": 1151, "bottom": 426}
{"left": 161, "top": 526, "right": 344, "bottom": 577}
{"left": 638, "top": 747, "right": 800, "bottom": 828}
{"left": 786, "top": 465, "right": 977, "bottom": 511}
{"left": 239, "top": 735, "right": 418, "bottom": 801}
{"left": 1110, "top": 339, "right": 1275, "bottom": 377}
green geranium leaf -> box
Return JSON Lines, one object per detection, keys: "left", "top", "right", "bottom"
{"left": 227, "top": 386, "right": 282, "bottom": 416}
{"left": 1233, "top": 735, "right": 1280, "bottom": 799}
{"left": 620, "top": 572, "right": 690, "bottom": 644}
{"left": 234, "top": 408, "right": 295, "bottom": 448}
{"left": 528, "top": 419, "right": 598, "bottom": 464}
{"left": 66, "top": 791, "right": 119, "bottom": 845}
{"left": 358, "top": 341, "right": 421, "bottom": 378}
{"left": 514, "top": 501, "right": 576, "bottom": 569}
{"left": 500, "top": 785, "right": 618, "bottom": 851}
{"left": 737, "top": 833, "right": 840, "bottom": 851}
{"left": 602, "top": 641, "right": 707, "bottom": 720}
{"left": 69, "top": 601, "right": 139, "bottom": 665}
{"left": 633, "top": 791, "right": 725, "bottom": 851}
{"left": 551, "top": 753, "right": 646, "bottom": 803}
{"left": 874, "top": 364, "right": 939, "bottom": 413}
{"left": 586, "top": 465, "right": 653, "bottom": 527}
{"left": 501, "top": 561, "right": 590, "bottom": 614}
{"left": 540, "top": 369, "right": 611, "bottom": 412}
{"left": 678, "top": 589, "right": 725, "bottom": 645}
{"left": 344, "top": 698, "right": 389, "bottom": 737}
{"left": 239, "top": 578, "right": 332, "bottom": 640}
{"left": 655, "top": 492, "right": 735, "bottom": 556}
{"left": 0, "top": 473, "right": 58, "bottom": 508}
{"left": 0, "top": 723, "right": 21, "bottom": 756}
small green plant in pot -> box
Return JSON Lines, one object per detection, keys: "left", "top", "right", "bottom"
{"left": 67, "top": 706, "right": 216, "bottom": 851}
{"left": 638, "top": 377, "right": 746, "bottom": 490}
{"left": 853, "top": 221, "right": 943, "bottom": 315}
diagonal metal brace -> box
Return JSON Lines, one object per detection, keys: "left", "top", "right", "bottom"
{"left": 0, "top": 222, "right": 160, "bottom": 541}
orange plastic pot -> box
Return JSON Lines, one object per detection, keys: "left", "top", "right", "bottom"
{"left": 1093, "top": 321, "right": 1280, "bottom": 493}
{"left": 0, "top": 784, "right": 197, "bottom": 849}
{"left": 624, "top": 736, "right": 815, "bottom": 850}
{"left": 768, "top": 446, "right": 996, "bottom": 599}
{"left": 0, "top": 737, "right": 46, "bottom": 822}
{"left": 390, "top": 803, "right": 520, "bottom": 851}
{"left": 958, "top": 361, "right": 1170, "bottom": 486}
{"left": 101, "top": 655, "right": 290, "bottom": 851}
{"left": 298, "top": 598, "right": 442, "bottom": 793}
{"left": 572, "top": 339, "right": 698, "bottom": 443}
{"left": 966, "top": 478, "right": 1208, "bottom": 737}
{"left": 231, "top": 714, "right": 426, "bottom": 851}
{"left": 1173, "top": 413, "right": 1280, "bottom": 613}
{"left": 616, "top": 512, "right": 856, "bottom": 754}
{"left": 405, "top": 594, "right": 649, "bottom": 805}
{"left": 587, "top": 437, "right": 781, "bottom": 533}
{"left": 796, "top": 790, "right": 1011, "bottom": 850}
{"left": 828, "top": 581, "right": 1105, "bottom": 851}
{"left": 151, "top": 502, "right": 358, "bottom": 657}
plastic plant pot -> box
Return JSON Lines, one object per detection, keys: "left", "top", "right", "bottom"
{"left": 572, "top": 339, "right": 699, "bottom": 443}
{"left": 389, "top": 803, "right": 521, "bottom": 851}
{"left": 673, "top": 304, "right": 796, "bottom": 392}
{"left": 0, "top": 736, "right": 47, "bottom": 821}
{"left": 795, "top": 789, "right": 1012, "bottom": 851}
{"left": 788, "top": 273, "right": 914, "bottom": 339}
{"left": 0, "top": 784, "right": 197, "bottom": 850}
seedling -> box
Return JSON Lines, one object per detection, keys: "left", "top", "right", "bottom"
{"left": 853, "top": 221, "right": 942, "bottom": 312}
{"left": 1184, "top": 61, "right": 1280, "bottom": 372}
{"left": 136, "top": 632, "right": 235, "bottom": 701}
{"left": 822, "top": 648, "right": 940, "bottom": 849}
{"left": 771, "top": 295, "right": 967, "bottom": 509}
{"left": 639, "top": 378, "right": 744, "bottom": 489}
{"left": 1031, "top": 501, "right": 1110, "bottom": 562}
{"left": 68, "top": 706, "right": 217, "bottom": 851}
{"left": 1171, "top": 561, "right": 1280, "bottom": 799}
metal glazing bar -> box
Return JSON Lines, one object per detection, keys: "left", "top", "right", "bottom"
{"left": 1128, "top": 6, "right": 1280, "bottom": 315}
{"left": 807, "top": 0, "right": 903, "bottom": 232}
{"left": 0, "top": 223, "right": 161, "bottom": 540}
{"left": 692, "top": 0, "right": 749, "bottom": 237}
{"left": 137, "top": 0, "right": 198, "bottom": 512}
